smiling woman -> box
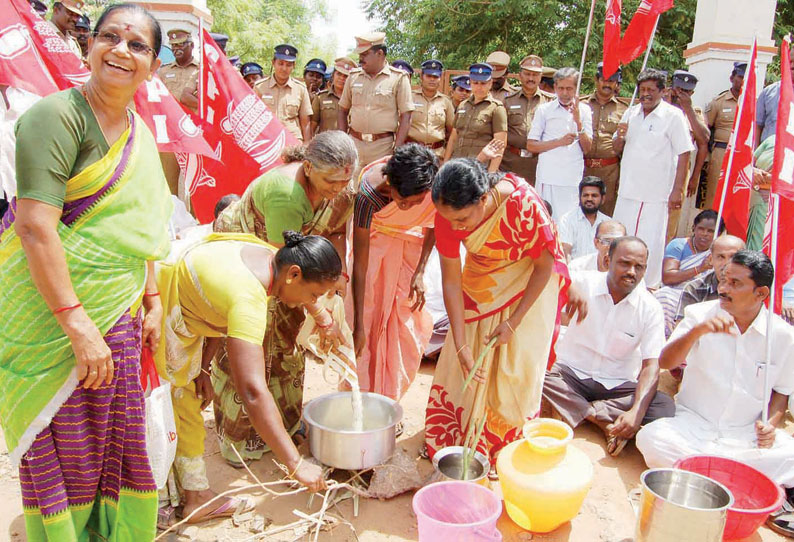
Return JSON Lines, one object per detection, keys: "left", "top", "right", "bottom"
{"left": 0, "top": 3, "right": 172, "bottom": 542}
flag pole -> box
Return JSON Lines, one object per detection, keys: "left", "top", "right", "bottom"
{"left": 627, "top": 14, "right": 661, "bottom": 110}
{"left": 576, "top": 0, "right": 598, "bottom": 96}
{"left": 762, "top": 193, "right": 779, "bottom": 425}
{"left": 715, "top": 39, "right": 757, "bottom": 231}
{"left": 198, "top": 18, "right": 204, "bottom": 118}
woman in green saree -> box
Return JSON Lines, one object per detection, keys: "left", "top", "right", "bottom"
{"left": 0, "top": 4, "right": 172, "bottom": 541}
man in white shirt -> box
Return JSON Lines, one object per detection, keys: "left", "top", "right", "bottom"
{"left": 527, "top": 67, "right": 593, "bottom": 220}
{"left": 613, "top": 69, "right": 694, "bottom": 287}
{"left": 543, "top": 237, "right": 673, "bottom": 457}
{"left": 636, "top": 251, "right": 794, "bottom": 502}
{"left": 569, "top": 220, "right": 626, "bottom": 272}
{"left": 559, "top": 176, "right": 610, "bottom": 260}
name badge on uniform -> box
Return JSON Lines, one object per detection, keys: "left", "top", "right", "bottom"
{"left": 509, "top": 105, "right": 522, "bottom": 110}
{"left": 459, "top": 109, "right": 467, "bottom": 114}
{"left": 723, "top": 108, "right": 733, "bottom": 113}
{"left": 414, "top": 102, "right": 425, "bottom": 107}
{"left": 323, "top": 100, "right": 333, "bottom": 105}
{"left": 165, "top": 74, "right": 176, "bottom": 78}
{"left": 262, "top": 94, "right": 274, "bottom": 102}
{"left": 353, "top": 83, "right": 364, "bottom": 88}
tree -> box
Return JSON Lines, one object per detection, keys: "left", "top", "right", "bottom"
{"left": 364, "top": 0, "right": 703, "bottom": 95}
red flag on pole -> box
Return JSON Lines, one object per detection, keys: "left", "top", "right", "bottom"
{"left": 618, "top": 0, "right": 674, "bottom": 65}
{"left": 712, "top": 40, "right": 757, "bottom": 240}
{"left": 183, "top": 29, "right": 297, "bottom": 223}
{"left": 602, "top": 0, "right": 622, "bottom": 80}
{"left": 763, "top": 37, "right": 794, "bottom": 311}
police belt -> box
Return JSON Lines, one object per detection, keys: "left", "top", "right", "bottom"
{"left": 349, "top": 129, "right": 394, "bottom": 142}
{"left": 585, "top": 156, "right": 620, "bottom": 168}
{"left": 406, "top": 137, "right": 445, "bottom": 150}
{"left": 506, "top": 144, "right": 534, "bottom": 157}
{"left": 713, "top": 141, "right": 728, "bottom": 149}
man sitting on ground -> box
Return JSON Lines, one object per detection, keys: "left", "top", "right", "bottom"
{"left": 543, "top": 236, "right": 674, "bottom": 457}
{"left": 559, "top": 176, "right": 610, "bottom": 260}
{"left": 636, "top": 250, "right": 794, "bottom": 537}
{"left": 569, "top": 220, "right": 626, "bottom": 272}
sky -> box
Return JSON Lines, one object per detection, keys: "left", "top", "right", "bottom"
{"left": 311, "top": 0, "right": 379, "bottom": 57}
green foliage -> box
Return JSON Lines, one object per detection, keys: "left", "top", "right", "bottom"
{"left": 364, "top": 0, "right": 700, "bottom": 95}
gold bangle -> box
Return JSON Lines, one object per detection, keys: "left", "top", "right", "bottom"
{"left": 288, "top": 456, "right": 304, "bottom": 479}
{"left": 505, "top": 320, "right": 515, "bottom": 334}
{"left": 456, "top": 344, "right": 470, "bottom": 355}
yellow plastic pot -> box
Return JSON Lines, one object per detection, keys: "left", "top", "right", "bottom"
{"left": 497, "top": 418, "right": 593, "bottom": 533}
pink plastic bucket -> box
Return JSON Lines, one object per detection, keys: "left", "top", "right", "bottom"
{"left": 675, "top": 455, "right": 785, "bottom": 540}
{"left": 413, "top": 481, "right": 502, "bottom": 541}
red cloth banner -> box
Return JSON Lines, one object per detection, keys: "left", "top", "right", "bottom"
{"left": 712, "top": 40, "right": 757, "bottom": 240}
{"left": 602, "top": 0, "right": 622, "bottom": 80}
{"left": 618, "top": 0, "right": 674, "bottom": 65}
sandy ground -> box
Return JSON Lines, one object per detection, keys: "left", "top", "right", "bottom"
{"left": 1, "top": 361, "right": 790, "bottom": 542}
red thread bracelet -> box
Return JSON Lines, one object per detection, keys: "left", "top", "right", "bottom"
{"left": 341, "top": 272, "right": 350, "bottom": 283}
{"left": 53, "top": 303, "right": 82, "bottom": 315}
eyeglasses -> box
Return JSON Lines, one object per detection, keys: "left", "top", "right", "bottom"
{"left": 94, "top": 31, "right": 155, "bottom": 57}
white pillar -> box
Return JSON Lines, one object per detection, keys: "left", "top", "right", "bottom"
{"left": 129, "top": 0, "right": 213, "bottom": 39}
{"left": 684, "top": 0, "right": 778, "bottom": 108}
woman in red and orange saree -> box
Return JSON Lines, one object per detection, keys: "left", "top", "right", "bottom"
{"left": 424, "top": 158, "right": 569, "bottom": 465}
{"left": 352, "top": 146, "right": 439, "bottom": 400}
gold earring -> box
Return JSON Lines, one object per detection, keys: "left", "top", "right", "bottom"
{"left": 286, "top": 279, "right": 292, "bottom": 285}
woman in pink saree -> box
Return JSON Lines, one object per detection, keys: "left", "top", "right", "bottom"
{"left": 352, "top": 144, "right": 440, "bottom": 400}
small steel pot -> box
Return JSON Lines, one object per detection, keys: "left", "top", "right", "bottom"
{"left": 431, "top": 445, "right": 490, "bottom": 486}
{"left": 303, "top": 391, "right": 402, "bottom": 470}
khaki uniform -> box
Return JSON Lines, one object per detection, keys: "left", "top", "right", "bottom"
{"left": 583, "top": 94, "right": 629, "bottom": 215}
{"left": 670, "top": 106, "right": 707, "bottom": 240}
{"left": 51, "top": 22, "right": 82, "bottom": 58}
{"left": 407, "top": 89, "right": 455, "bottom": 157}
{"left": 492, "top": 81, "right": 518, "bottom": 104}
{"left": 254, "top": 76, "right": 312, "bottom": 142}
{"left": 159, "top": 60, "right": 200, "bottom": 114}
{"left": 500, "top": 87, "right": 554, "bottom": 185}
{"left": 312, "top": 89, "right": 342, "bottom": 133}
{"left": 452, "top": 95, "right": 507, "bottom": 159}
{"left": 339, "top": 64, "right": 415, "bottom": 167}
{"left": 704, "top": 89, "right": 739, "bottom": 209}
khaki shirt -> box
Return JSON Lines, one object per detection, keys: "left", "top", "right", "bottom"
{"left": 254, "top": 76, "right": 313, "bottom": 141}
{"left": 583, "top": 94, "right": 629, "bottom": 159}
{"left": 50, "top": 23, "right": 82, "bottom": 58}
{"left": 705, "top": 89, "right": 739, "bottom": 143}
{"left": 339, "top": 65, "right": 415, "bottom": 135}
{"left": 408, "top": 89, "right": 455, "bottom": 144}
{"left": 453, "top": 94, "right": 507, "bottom": 159}
{"left": 492, "top": 81, "right": 518, "bottom": 104}
{"left": 312, "top": 89, "right": 342, "bottom": 133}
{"left": 503, "top": 87, "right": 554, "bottom": 150}
{"left": 158, "top": 60, "right": 200, "bottom": 113}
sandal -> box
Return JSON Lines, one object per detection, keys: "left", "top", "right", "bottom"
{"left": 767, "top": 498, "right": 794, "bottom": 538}
{"left": 292, "top": 421, "right": 307, "bottom": 445}
{"left": 157, "top": 504, "right": 178, "bottom": 531}
{"left": 606, "top": 435, "right": 628, "bottom": 457}
{"left": 487, "top": 465, "right": 499, "bottom": 481}
{"left": 419, "top": 443, "right": 429, "bottom": 460}
{"left": 183, "top": 496, "right": 253, "bottom": 524}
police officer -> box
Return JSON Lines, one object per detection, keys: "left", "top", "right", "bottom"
{"left": 50, "top": 0, "right": 83, "bottom": 58}
{"left": 338, "top": 32, "right": 414, "bottom": 168}
{"left": 445, "top": 63, "right": 508, "bottom": 173}
{"left": 501, "top": 55, "right": 554, "bottom": 185}
{"left": 254, "top": 44, "right": 313, "bottom": 142}
{"left": 304, "top": 58, "right": 327, "bottom": 97}
{"left": 240, "top": 62, "right": 264, "bottom": 89}
{"left": 486, "top": 51, "right": 517, "bottom": 103}
{"left": 72, "top": 14, "right": 90, "bottom": 58}
{"left": 391, "top": 60, "right": 414, "bottom": 77}
{"left": 159, "top": 28, "right": 199, "bottom": 113}
{"left": 540, "top": 66, "right": 556, "bottom": 94}
{"left": 450, "top": 75, "right": 471, "bottom": 109}
{"left": 583, "top": 62, "right": 629, "bottom": 215}
{"left": 406, "top": 60, "right": 455, "bottom": 157}
{"left": 703, "top": 62, "right": 745, "bottom": 209}
{"left": 311, "top": 57, "right": 357, "bottom": 135}
{"left": 666, "top": 70, "right": 710, "bottom": 239}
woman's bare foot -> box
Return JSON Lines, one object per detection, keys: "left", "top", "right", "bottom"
{"left": 181, "top": 489, "right": 247, "bottom": 524}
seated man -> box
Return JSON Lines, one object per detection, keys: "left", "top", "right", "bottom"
{"left": 543, "top": 236, "right": 674, "bottom": 457}
{"left": 636, "top": 250, "right": 794, "bottom": 537}
{"left": 558, "top": 176, "right": 610, "bottom": 260}
{"left": 569, "top": 219, "right": 626, "bottom": 272}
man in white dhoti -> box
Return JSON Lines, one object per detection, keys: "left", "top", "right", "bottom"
{"left": 636, "top": 250, "right": 794, "bottom": 537}
{"left": 612, "top": 68, "right": 693, "bottom": 287}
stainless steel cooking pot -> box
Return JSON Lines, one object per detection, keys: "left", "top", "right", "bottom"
{"left": 303, "top": 391, "right": 403, "bottom": 470}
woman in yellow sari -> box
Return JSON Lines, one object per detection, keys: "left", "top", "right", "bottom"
{"left": 0, "top": 5, "right": 172, "bottom": 540}
{"left": 423, "top": 158, "right": 570, "bottom": 468}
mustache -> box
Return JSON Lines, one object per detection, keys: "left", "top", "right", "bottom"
{"left": 719, "top": 293, "right": 732, "bottom": 302}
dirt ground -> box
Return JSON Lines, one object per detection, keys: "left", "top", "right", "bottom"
{"left": 1, "top": 360, "right": 789, "bottom": 542}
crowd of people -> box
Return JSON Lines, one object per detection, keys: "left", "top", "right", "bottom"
{"left": 1, "top": 1, "right": 794, "bottom": 541}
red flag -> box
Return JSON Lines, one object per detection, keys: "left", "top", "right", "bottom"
{"left": 763, "top": 37, "right": 794, "bottom": 310}
{"left": 183, "top": 29, "right": 297, "bottom": 223}
{"left": 712, "top": 40, "right": 757, "bottom": 240}
{"left": 602, "top": 0, "right": 622, "bottom": 80}
{"left": 0, "top": 0, "right": 88, "bottom": 94}
{"left": 618, "top": 0, "right": 674, "bottom": 65}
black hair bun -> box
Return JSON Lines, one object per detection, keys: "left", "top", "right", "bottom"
{"left": 282, "top": 230, "right": 305, "bottom": 248}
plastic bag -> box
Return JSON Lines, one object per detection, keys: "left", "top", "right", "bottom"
{"left": 142, "top": 347, "right": 177, "bottom": 488}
